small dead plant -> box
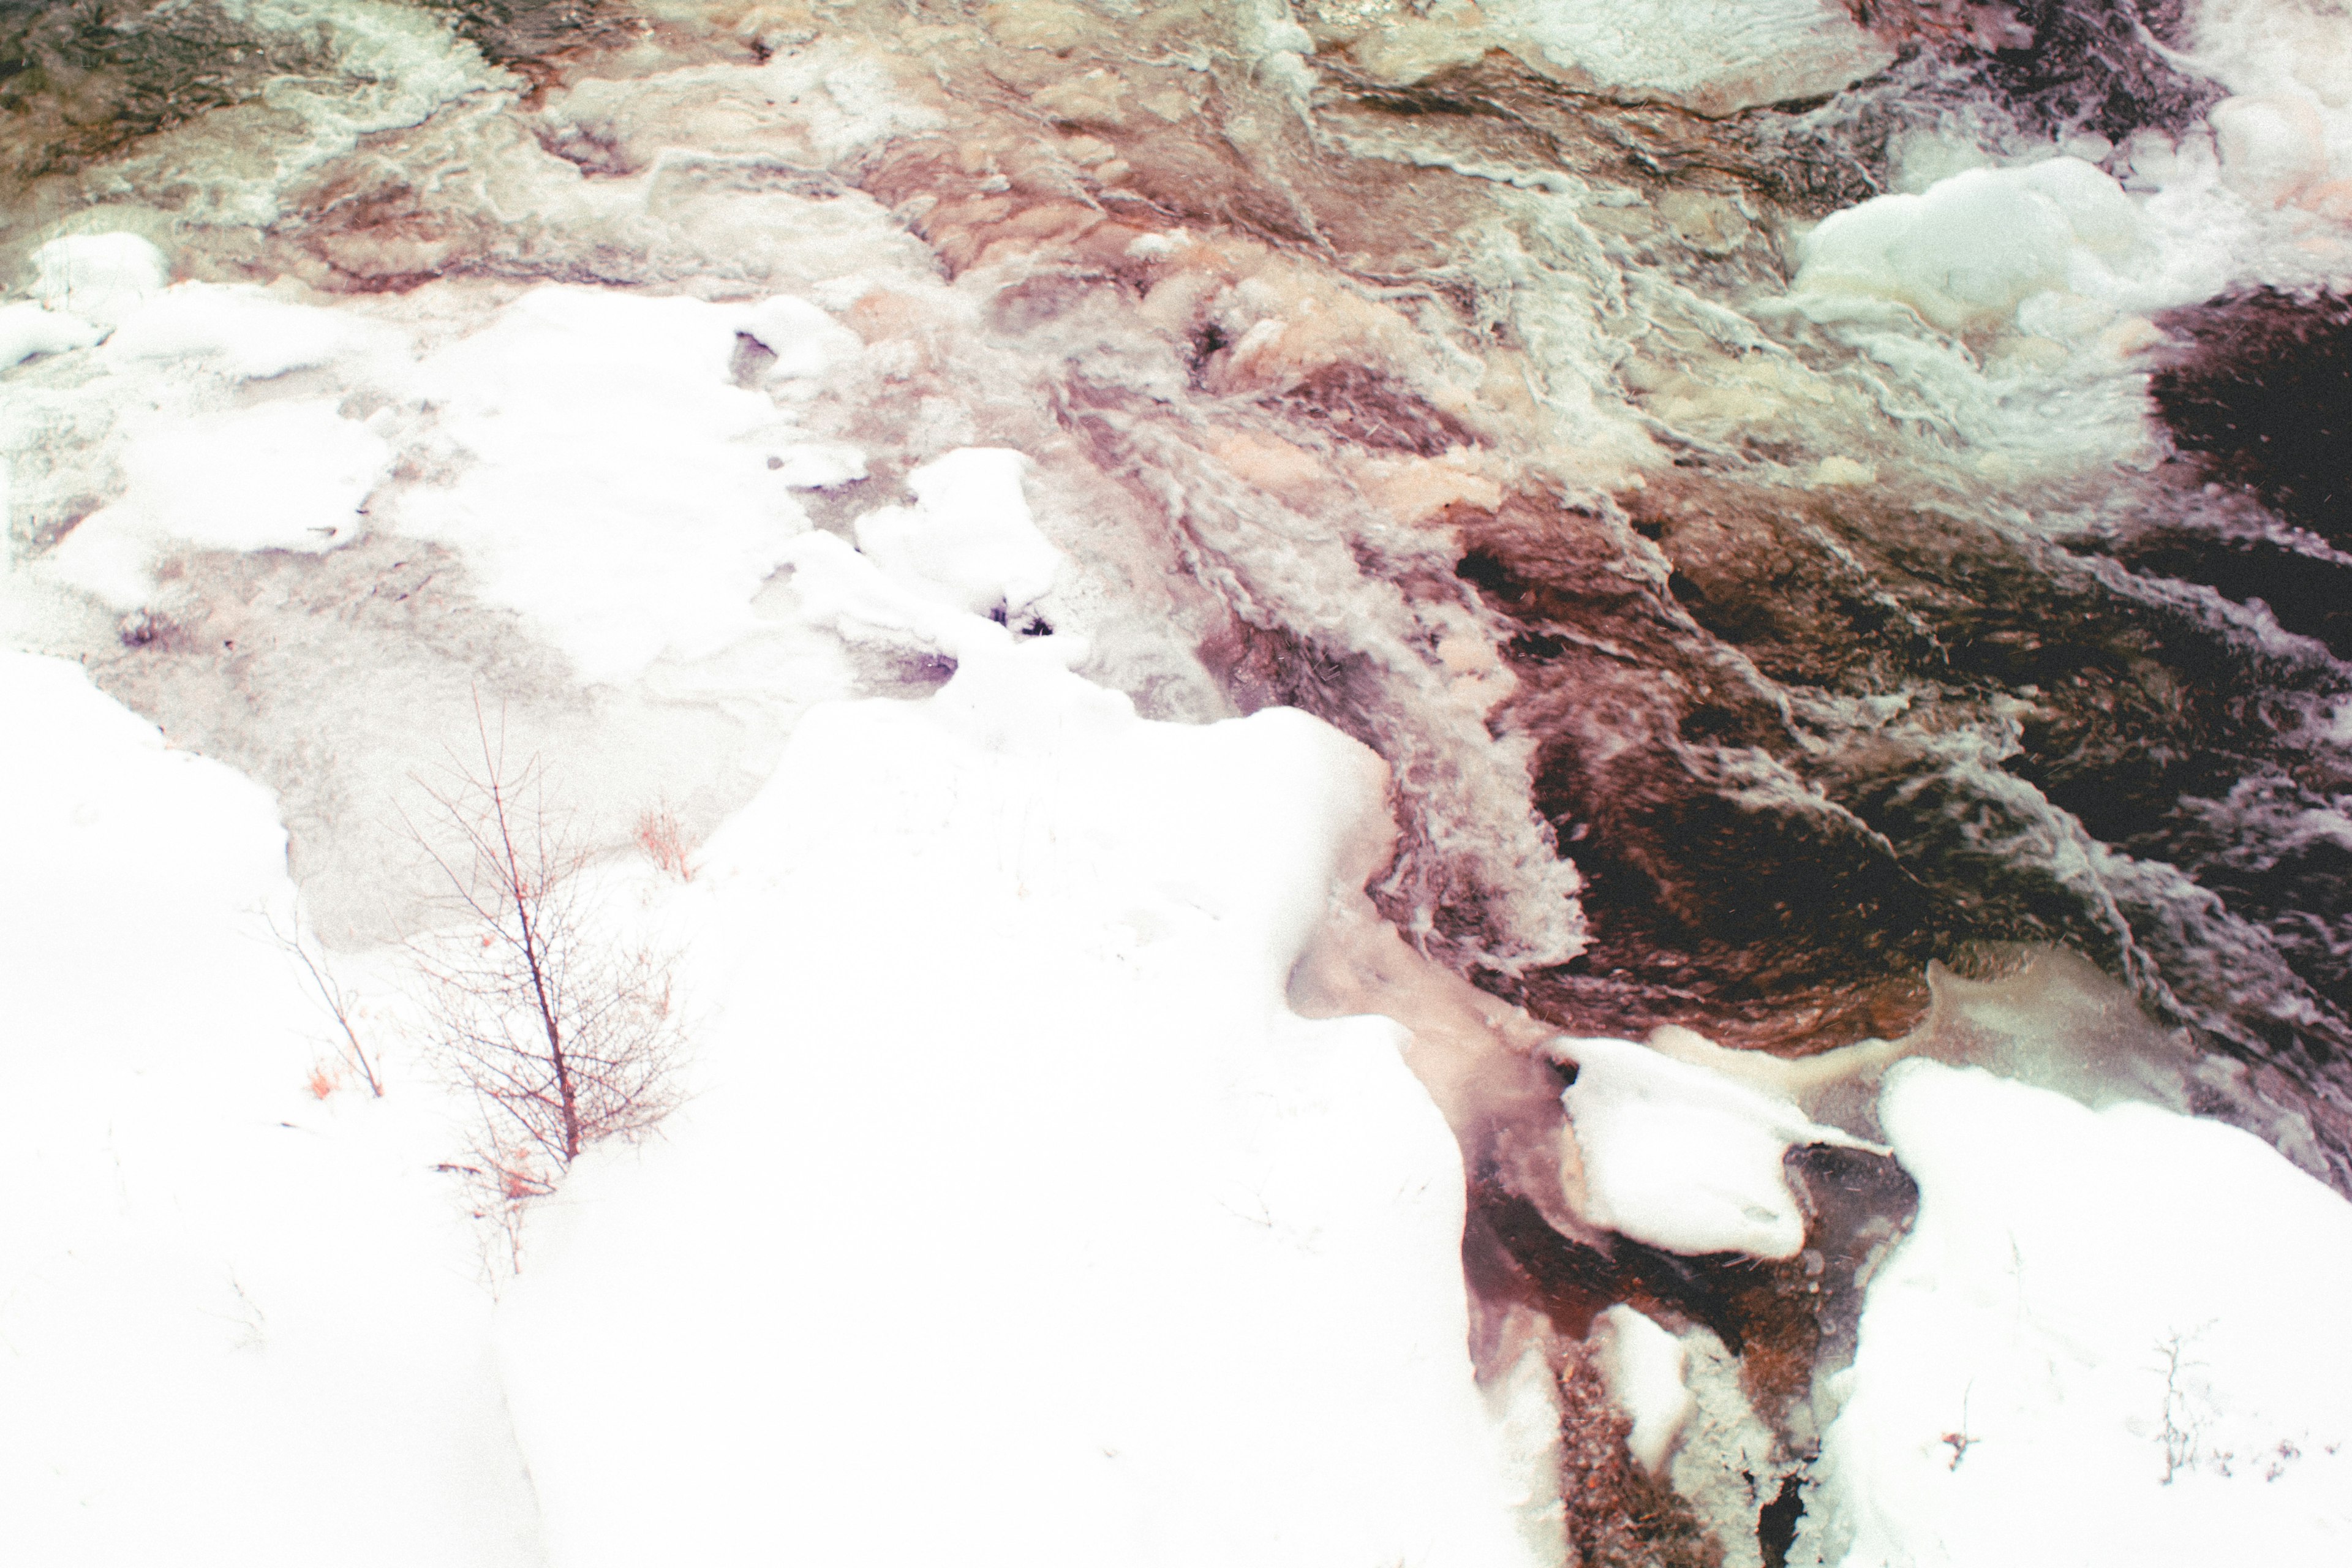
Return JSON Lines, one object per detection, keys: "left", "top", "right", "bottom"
{"left": 408, "top": 700, "right": 685, "bottom": 1215}
{"left": 634, "top": 799, "right": 693, "bottom": 881}
{"left": 267, "top": 905, "right": 383, "bottom": 1097}
{"left": 2155, "top": 1325, "right": 2214, "bottom": 1484}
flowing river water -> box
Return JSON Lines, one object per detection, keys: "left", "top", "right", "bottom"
{"left": 7, "top": 2, "right": 2352, "bottom": 1562}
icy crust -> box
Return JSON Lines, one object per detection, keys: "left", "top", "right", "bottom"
{"left": 0, "top": 650, "right": 541, "bottom": 1567}
{"left": 1798, "top": 1060, "right": 2352, "bottom": 1568}
{"left": 9, "top": 272, "right": 865, "bottom": 684}
{"left": 1310, "top": 0, "right": 1893, "bottom": 116}
{"left": 1592, "top": 1304, "right": 1697, "bottom": 1474}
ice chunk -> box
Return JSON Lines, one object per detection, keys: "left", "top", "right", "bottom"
{"left": 1796, "top": 159, "right": 2148, "bottom": 333}
{"left": 47, "top": 400, "right": 390, "bottom": 608}
{"left": 854, "top": 447, "right": 1063, "bottom": 618}
{"left": 30, "top": 233, "right": 168, "bottom": 327}
{"left": 1555, "top": 1035, "right": 1882, "bottom": 1259}
{"left": 105, "top": 283, "right": 367, "bottom": 380}
{"left": 738, "top": 295, "right": 865, "bottom": 382}
{"left": 1593, "top": 1305, "right": 1697, "bottom": 1474}
{"left": 0, "top": 301, "right": 103, "bottom": 369}
{"left": 1485, "top": 0, "right": 1893, "bottom": 116}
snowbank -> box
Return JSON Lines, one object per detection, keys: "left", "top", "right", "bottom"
{"left": 494, "top": 492, "right": 1547, "bottom": 1564}
{"left": 0, "top": 651, "right": 541, "bottom": 1567}
{"left": 1801, "top": 1059, "right": 2352, "bottom": 1567}
{"left": 5, "top": 241, "right": 1550, "bottom": 1561}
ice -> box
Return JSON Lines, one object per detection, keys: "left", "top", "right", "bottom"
{"left": 0, "top": 302, "right": 103, "bottom": 369}
{"left": 1798, "top": 1059, "right": 2352, "bottom": 1567}
{"left": 1483, "top": 0, "right": 1893, "bottom": 115}
{"left": 1593, "top": 1305, "right": 1697, "bottom": 1474}
{"left": 1795, "top": 159, "right": 2159, "bottom": 334}
{"left": 1555, "top": 1035, "right": 1883, "bottom": 1259}
{"left": 31, "top": 234, "right": 168, "bottom": 327}
{"left": 48, "top": 399, "right": 393, "bottom": 608}
{"left": 853, "top": 447, "right": 1063, "bottom": 619}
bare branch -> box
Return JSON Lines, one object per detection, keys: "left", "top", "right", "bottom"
{"left": 265, "top": 907, "right": 383, "bottom": 1098}
{"left": 406, "top": 690, "right": 687, "bottom": 1238}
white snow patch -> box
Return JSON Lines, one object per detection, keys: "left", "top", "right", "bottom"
{"left": 0, "top": 301, "right": 104, "bottom": 369}
{"left": 30, "top": 233, "right": 168, "bottom": 326}
{"left": 104, "top": 282, "right": 373, "bottom": 380}
{"left": 382, "top": 285, "right": 833, "bottom": 683}
{"left": 48, "top": 400, "right": 392, "bottom": 607}
{"left": 853, "top": 446, "right": 1062, "bottom": 619}
{"left": 1555, "top": 1035, "right": 1883, "bottom": 1259}
{"left": 1800, "top": 1058, "right": 2352, "bottom": 1567}
{"left": 1594, "top": 1304, "right": 1697, "bottom": 1474}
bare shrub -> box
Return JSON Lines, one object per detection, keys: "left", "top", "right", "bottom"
{"left": 634, "top": 799, "right": 693, "bottom": 881}
{"left": 409, "top": 704, "right": 685, "bottom": 1205}
{"left": 2155, "top": 1326, "right": 2213, "bottom": 1484}
{"left": 267, "top": 906, "right": 383, "bottom": 1097}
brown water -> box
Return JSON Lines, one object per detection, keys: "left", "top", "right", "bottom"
{"left": 9, "top": 3, "right": 2351, "bottom": 1560}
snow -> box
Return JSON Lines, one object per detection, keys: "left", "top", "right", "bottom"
{"left": 1554, "top": 1035, "right": 1883, "bottom": 1259}
{"left": 103, "top": 282, "right": 371, "bottom": 380}
{"left": 384, "top": 285, "right": 832, "bottom": 684}
{"left": 499, "top": 690, "right": 1541, "bottom": 1567}
{"left": 48, "top": 399, "right": 393, "bottom": 608}
{"left": 488, "top": 443, "right": 1542, "bottom": 1566}
{"left": 1798, "top": 1060, "right": 2352, "bottom": 1567}
{"left": 1593, "top": 1305, "right": 1697, "bottom": 1474}
{"left": 2, "top": 251, "right": 1547, "bottom": 1563}
{"left": 0, "top": 650, "right": 541, "bottom": 1567}
{"left": 0, "top": 301, "right": 104, "bottom": 369}
{"left": 31, "top": 234, "right": 168, "bottom": 326}
{"left": 854, "top": 447, "right": 1062, "bottom": 619}
{"left": 1794, "top": 158, "right": 2165, "bottom": 334}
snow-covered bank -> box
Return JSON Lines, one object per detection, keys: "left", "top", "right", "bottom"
{"left": 1, "top": 409, "right": 1555, "bottom": 1562}
{"left": 1547, "top": 1007, "right": 2352, "bottom": 1567}
{"left": 0, "top": 650, "right": 543, "bottom": 1566}
{"left": 499, "top": 663, "right": 1549, "bottom": 1567}
{"left": 1800, "top": 1060, "right": 2352, "bottom": 1566}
